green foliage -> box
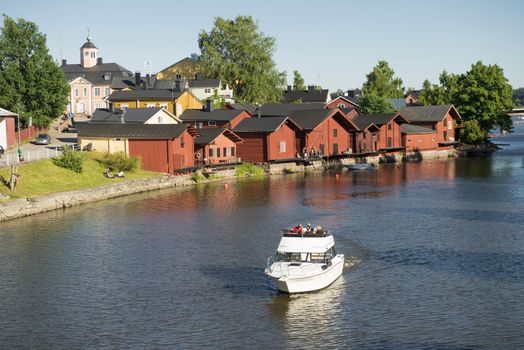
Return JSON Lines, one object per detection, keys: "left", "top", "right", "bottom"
{"left": 461, "top": 119, "right": 487, "bottom": 144}
{"left": 292, "top": 70, "right": 305, "bottom": 90}
{"left": 99, "top": 152, "right": 140, "bottom": 172}
{"left": 52, "top": 146, "right": 84, "bottom": 173}
{"left": 191, "top": 172, "right": 205, "bottom": 183}
{"left": 235, "top": 163, "right": 265, "bottom": 177}
{"left": 209, "top": 89, "right": 226, "bottom": 109}
{"left": 0, "top": 15, "right": 69, "bottom": 127}
{"left": 513, "top": 88, "right": 524, "bottom": 107}
{"left": 358, "top": 93, "right": 395, "bottom": 114}
{"left": 198, "top": 16, "right": 286, "bottom": 104}
{"left": 362, "top": 60, "right": 404, "bottom": 98}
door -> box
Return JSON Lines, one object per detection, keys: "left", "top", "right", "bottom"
{"left": 319, "top": 144, "right": 325, "bottom": 155}
{"left": 77, "top": 103, "right": 85, "bottom": 113}
{"left": 333, "top": 143, "right": 338, "bottom": 155}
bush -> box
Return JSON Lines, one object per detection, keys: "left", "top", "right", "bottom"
{"left": 235, "top": 163, "right": 265, "bottom": 177}
{"left": 100, "top": 152, "right": 140, "bottom": 172}
{"left": 53, "top": 146, "right": 84, "bottom": 173}
{"left": 191, "top": 172, "right": 205, "bottom": 183}
{"left": 461, "top": 119, "right": 487, "bottom": 144}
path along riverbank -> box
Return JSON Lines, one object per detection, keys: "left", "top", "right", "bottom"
{"left": 0, "top": 148, "right": 456, "bottom": 223}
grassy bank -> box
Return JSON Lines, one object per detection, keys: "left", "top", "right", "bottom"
{"left": 0, "top": 152, "right": 159, "bottom": 200}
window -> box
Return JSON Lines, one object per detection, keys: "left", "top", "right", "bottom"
{"left": 120, "top": 104, "right": 128, "bottom": 109}
{"left": 319, "top": 144, "right": 325, "bottom": 154}
{"left": 105, "top": 87, "right": 111, "bottom": 96}
{"left": 223, "top": 147, "right": 227, "bottom": 157}
{"left": 85, "top": 51, "right": 88, "bottom": 56}
{"left": 158, "top": 116, "right": 163, "bottom": 123}
{"left": 388, "top": 123, "right": 392, "bottom": 130}
{"left": 279, "top": 141, "right": 286, "bottom": 153}
{"left": 338, "top": 103, "right": 345, "bottom": 108}
{"left": 443, "top": 131, "right": 448, "bottom": 141}
{"left": 208, "top": 121, "right": 217, "bottom": 127}
{"left": 231, "top": 147, "right": 235, "bottom": 157}
{"left": 159, "top": 104, "right": 168, "bottom": 110}
{"left": 175, "top": 73, "right": 182, "bottom": 79}
{"left": 333, "top": 143, "right": 339, "bottom": 154}
{"left": 217, "top": 148, "right": 220, "bottom": 157}
{"left": 104, "top": 73, "right": 111, "bottom": 81}
{"left": 387, "top": 137, "right": 392, "bottom": 148}
{"left": 195, "top": 122, "right": 203, "bottom": 129}
{"left": 75, "top": 89, "right": 79, "bottom": 97}
{"left": 181, "top": 136, "right": 185, "bottom": 148}
{"left": 432, "top": 137, "right": 436, "bottom": 141}
{"left": 83, "top": 88, "right": 87, "bottom": 96}
{"left": 90, "top": 52, "right": 95, "bottom": 58}
{"left": 333, "top": 128, "right": 338, "bottom": 137}
{"left": 447, "top": 120, "right": 452, "bottom": 129}
{"left": 146, "top": 104, "right": 156, "bottom": 108}
{"left": 94, "top": 87, "right": 100, "bottom": 96}
{"left": 209, "top": 148, "right": 214, "bottom": 157}
{"left": 205, "top": 88, "right": 211, "bottom": 93}
{"left": 363, "top": 132, "right": 366, "bottom": 139}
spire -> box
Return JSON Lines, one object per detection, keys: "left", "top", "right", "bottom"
{"left": 87, "top": 27, "right": 91, "bottom": 42}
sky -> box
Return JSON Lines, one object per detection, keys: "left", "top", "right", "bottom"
{"left": 2, "top": 0, "right": 523, "bottom": 91}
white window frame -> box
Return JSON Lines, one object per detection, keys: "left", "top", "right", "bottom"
{"left": 159, "top": 103, "right": 168, "bottom": 110}
{"left": 94, "top": 87, "right": 100, "bottom": 96}
{"left": 83, "top": 87, "right": 87, "bottom": 96}
{"left": 158, "top": 116, "right": 163, "bottom": 123}
{"left": 146, "top": 103, "right": 156, "bottom": 108}
{"left": 447, "top": 120, "right": 452, "bottom": 129}
{"left": 205, "top": 88, "right": 211, "bottom": 93}
{"left": 105, "top": 87, "right": 111, "bottom": 96}
{"left": 120, "top": 104, "right": 128, "bottom": 109}
{"left": 279, "top": 141, "right": 286, "bottom": 153}
{"left": 208, "top": 121, "right": 217, "bottom": 126}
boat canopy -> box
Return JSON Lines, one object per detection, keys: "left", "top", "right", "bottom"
{"left": 277, "top": 235, "right": 335, "bottom": 253}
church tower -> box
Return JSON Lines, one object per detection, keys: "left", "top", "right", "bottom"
{"left": 80, "top": 31, "right": 98, "bottom": 68}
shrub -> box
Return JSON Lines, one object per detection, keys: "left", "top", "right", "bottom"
{"left": 53, "top": 146, "right": 84, "bottom": 173}
{"left": 235, "top": 163, "right": 265, "bottom": 177}
{"left": 191, "top": 172, "right": 205, "bottom": 183}
{"left": 100, "top": 152, "right": 140, "bottom": 172}
{"left": 461, "top": 119, "right": 487, "bottom": 144}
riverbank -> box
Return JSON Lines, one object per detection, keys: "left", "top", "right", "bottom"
{"left": 0, "top": 148, "right": 458, "bottom": 222}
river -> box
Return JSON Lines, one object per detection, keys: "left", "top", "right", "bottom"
{"left": 1, "top": 121, "right": 523, "bottom": 349}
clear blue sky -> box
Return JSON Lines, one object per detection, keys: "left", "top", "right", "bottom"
{"left": 2, "top": 0, "right": 523, "bottom": 90}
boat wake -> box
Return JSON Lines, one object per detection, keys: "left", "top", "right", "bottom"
{"left": 343, "top": 255, "right": 362, "bottom": 271}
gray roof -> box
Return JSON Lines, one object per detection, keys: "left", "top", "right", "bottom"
{"left": 258, "top": 103, "right": 326, "bottom": 117}
{"left": 76, "top": 122, "right": 189, "bottom": 139}
{"left": 180, "top": 109, "right": 245, "bottom": 122}
{"left": 226, "top": 103, "right": 259, "bottom": 115}
{"left": 233, "top": 117, "right": 291, "bottom": 133}
{"left": 90, "top": 108, "right": 165, "bottom": 124}
{"left": 0, "top": 107, "right": 17, "bottom": 117}
{"left": 398, "top": 104, "right": 460, "bottom": 122}
{"left": 353, "top": 113, "right": 407, "bottom": 127}
{"left": 287, "top": 109, "right": 357, "bottom": 131}
{"left": 80, "top": 40, "right": 97, "bottom": 49}
{"left": 401, "top": 124, "right": 436, "bottom": 135}
{"left": 61, "top": 62, "right": 133, "bottom": 85}
{"left": 188, "top": 79, "right": 220, "bottom": 88}
{"left": 283, "top": 89, "right": 329, "bottom": 103}
{"left": 194, "top": 128, "right": 243, "bottom": 145}
{"left": 388, "top": 98, "right": 407, "bottom": 110}
{"left": 108, "top": 89, "right": 181, "bottom": 101}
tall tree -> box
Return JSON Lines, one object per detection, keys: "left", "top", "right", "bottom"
{"left": 0, "top": 15, "right": 69, "bottom": 127}
{"left": 362, "top": 60, "right": 405, "bottom": 98}
{"left": 292, "top": 70, "right": 305, "bottom": 90}
{"left": 420, "top": 71, "right": 459, "bottom": 106}
{"left": 198, "top": 16, "right": 286, "bottom": 104}
{"left": 358, "top": 93, "right": 395, "bottom": 114}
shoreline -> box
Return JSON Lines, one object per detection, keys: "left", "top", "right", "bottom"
{"left": 0, "top": 149, "right": 457, "bottom": 223}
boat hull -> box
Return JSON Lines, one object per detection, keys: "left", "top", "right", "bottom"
{"left": 268, "top": 255, "right": 344, "bottom": 293}
{"left": 344, "top": 164, "right": 374, "bottom": 170}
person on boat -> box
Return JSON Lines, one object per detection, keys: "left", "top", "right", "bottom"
{"left": 306, "top": 223, "right": 312, "bottom": 233}
{"left": 292, "top": 225, "right": 301, "bottom": 233}
{"left": 315, "top": 224, "right": 323, "bottom": 234}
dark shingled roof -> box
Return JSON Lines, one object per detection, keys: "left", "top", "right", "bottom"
{"left": 76, "top": 122, "right": 190, "bottom": 139}
{"left": 194, "top": 128, "right": 243, "bottom": 145}
{"left": 90, "top": 108, "right": 166, "bottom": 124}
{"left": 331, "top": 95, "right": 360, "bottom": 108}
{"left": 353, "top": 113, "right": 408, "bottom": 127}
{"left": 226, "top": 103, "right": 259, "bottom": 115}
{"left": 258, "top": 103, "right": 326, "bottom": 117}
{"left": 180, "top": 109, "right": 245, "bottom": 122}
{"left": 398, "top": 104, "right": 460, "bottom": 122}
{"left": 401, "top": 124, "right": 436, "bottom": 134}
{"left": 188, "top": 79, "right": 220, "bottom": 88}
{"left": 388, "top": 98, "right": 407, "bottom": 110}
{"left": 283, "top": 89, "right": 329, "bottom": 103}
{"left": 108, "top": 89, "right": 182, "bottom": 101}
{"left": 287, "top": 109, "right": 358, "bottom": 131}
{"left": 233, "top": 117, "right": 292, "bottom": 133}
{"left": 80, "top": 40, "right": 97, "bottom": 49}
{"left": 61, "top": 62, "right": 133, "bottom": 85}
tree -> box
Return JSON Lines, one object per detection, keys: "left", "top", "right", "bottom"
{"left": 512, "top": 88, "right": 524, "bottom": 107}
{"left": 454, "top": 61, "right": 513, "bottom": 132}
{"left": 460, "top": 119, "right": 487, "bottom": 144}
{"left": 420, "top": 71, "right": 459, "bottom": 106}
{"left": 293, "top": 70, "right": 305, "bottom": 90}
{"left": 209, "top": 88, "right": 226, "bottom": 109}
{"left": 358, "top": 93, "right": 395, "bottom": 114}
{"left": 198, "top": 16, "right": 286, "bottom": 104}
{"left": 0, "top": 15, "right": 69, "bottom": 127}
{"left": 362, "top": 60, "right": 404, "bottom": 98}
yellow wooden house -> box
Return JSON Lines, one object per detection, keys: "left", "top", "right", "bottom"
{"left": 156, "top": 57, "right": 201, "bottom": 80}
{"left": 107, "top": 89, "right": 203, "bottom": 117}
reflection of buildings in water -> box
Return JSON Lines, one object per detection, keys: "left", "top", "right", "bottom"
{"left": 267, "top": 276, "right": 347, "bottom": 347}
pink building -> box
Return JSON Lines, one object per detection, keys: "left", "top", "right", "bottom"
{"left": 61, "top": 34, "right": 133, "bottom": 116}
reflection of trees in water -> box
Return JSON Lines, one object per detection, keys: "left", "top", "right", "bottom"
{"left": 267, "top": 276, "right": 349, "bottom": 348}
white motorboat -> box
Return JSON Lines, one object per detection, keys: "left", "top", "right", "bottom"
{"left": 265, "top": 229, "right": 345, "bottom": 293}
{"left": 344, "top": 163, "right": 375, "bottom": 170}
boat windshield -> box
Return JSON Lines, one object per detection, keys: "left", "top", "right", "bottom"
{"left": 275, "top": 247, "right": 336, "bottom": 263}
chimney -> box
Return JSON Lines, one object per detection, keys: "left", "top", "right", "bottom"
{"left": 257, "top": 110, "right": 261, "bottom": 118}
{"left": 97, "top": 57, "right": 103, "bottom": 65}
{"left": 206, "top": 99, "right": 213, "bottom": 112}
{"left": 135, "top": 72, "right": 141, "bottom": 89}
{"left": 61, "top": 59, "right": 67, "bottom": 66}
{"left": 175, "top": 80, "right": 181, "bottom": 91}
{"left": 287, "top": 85, "right": 292, "bottom": 91}
{"left": 308, "top": 85, "right": 315, "bottom": 92}
{"left": 119, "top": 108, "right": 126, "bottom": 124}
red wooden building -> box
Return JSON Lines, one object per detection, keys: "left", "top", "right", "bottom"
{"left": 325, "top": 95, "right": 360, "bottom": 110}
{"left": 348, "top": 119, "right": 381, "bottom": 153}
{"left": 233, "top": 117, "right": 302, "bottom": 163}
{"left": 180, "top": 109, "right": 251, "bottom": 129}
{"left": 351, "top": 113, "right": 408, "bottom": 151}
{"left": 401, "top": 124, "right": 438, "bottom": 152}
{"left": 194, "top": 128, "right": 243, "bottom": 165}
{"left": 76, "top": 123, "right": 198, "bottom": 172}
{"left": 0, "top": 108, "right": 17, "bottom": 149}
{"left": 287, "top": 109, "right": 359, "bottom": 156}
{"left": 398, "top": 105, "right": 461, "bottom": 150}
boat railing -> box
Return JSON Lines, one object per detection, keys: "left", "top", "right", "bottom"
{"left": 281, "top": 229, "right": 330, "bottom": 238}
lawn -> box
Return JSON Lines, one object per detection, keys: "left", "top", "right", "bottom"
{"left": 0, "top": 152, "right": 160, "bottom": 200}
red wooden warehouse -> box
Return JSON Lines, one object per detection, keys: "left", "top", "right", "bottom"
{"left": 194, "top": 128, "right": 243, "bottom": 165}
{"left": 351, "top": 113, "right": 408, "bottom": 151}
